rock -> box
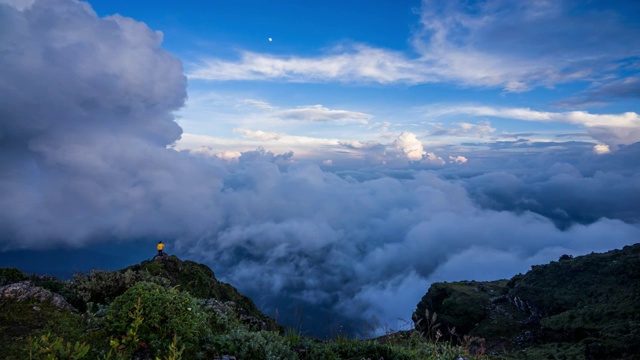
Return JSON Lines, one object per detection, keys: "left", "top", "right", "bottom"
{"left": 201, "top": 298, "right": 268, "bottom": 330}
{"left": 152, "top": 253, "right": 170, "bottom": 261}
{"left": 0, "top": 281, "right": 73, "bottom": 310}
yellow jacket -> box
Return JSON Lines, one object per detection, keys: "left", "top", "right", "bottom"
{"left": 157, "top": 243, "right": 165, "bottom": 251}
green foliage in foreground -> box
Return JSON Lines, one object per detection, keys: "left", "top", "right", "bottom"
{"left": 1, "top": 261, "right": 489, "bottom": 360}
{"left": 28, "top": 333, "right": 90, "bottom": 360}
{"left": 105, "top": 281, "right": 212, "bottom": 358}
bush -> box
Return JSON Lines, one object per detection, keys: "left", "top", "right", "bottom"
{"left": 28, "top": 333, "right": 90, "bottom": 360}
{"left": 199, "top": 299, "right": 243, "bottom": 335}
{"left": 0, "top": 267, "right": 28, "bottom": 285}
{"left": 213, "top": 329, "right": 298, "bottom": 360}
{"left": 71, "top": 269, "right": 170, "bottom": 308}
{"left": 105, "top": 281, "right": 211, "bottom": 357}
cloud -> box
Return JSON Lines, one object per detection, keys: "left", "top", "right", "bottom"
{"left": 424, "top": 105, "right": 640, "bottom": 147}
{"left": 234, "top": 128, "right": 283, "bottom": 141}
{"left": 429, "top": 121, "right": 496, "bottom": 137}
{"left": 175, "top": 165, "right": 640, "bottom": 335}
{"left": 0, "top": 0, "right": 34, "bottom": 10}
{"left": 393, "top": 132, "right": 427, "bottom": 161}
{"left": 449, "top": 155, "right": 468, "bottom": 164}
{"left": 593, "top": 144, "right": 611, "bottom": 155}
{"left": 215, "top": 151, "right": 243, "bottom": 161}
{"left": 175, "top": 130, "right": 452, "bottom": 170}
{"left": 412, "top": 0, "right": 640, "bottom": 91}
{"left": 391, "top": 132, "right": 444, "bottom": 164}
{"left": 463, "top": 158, "right": 640, "bottom": 229}
{"left": 187, "top": 1, "right": 639, "bottom": 92}
{"left": 239, "top": 99, "right": 276, "bottom": 110}
{"left": 277, "top": 105, "right": 371, "bottom": 124}
{"left": 188, "top": 45, "right": 430, "bottom": 84}
{"left": 560, "top": 75, "right": 640, "bottom": 106}
{"left": 0, "top": 0, "right": 208, "bottom": 247}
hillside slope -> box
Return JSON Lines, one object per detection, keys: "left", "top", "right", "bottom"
{"left": 0, "top": 255, "right": 281, "bottom": 358}
{"left": 412, "top": 243, "right": 640, "bottom": 359}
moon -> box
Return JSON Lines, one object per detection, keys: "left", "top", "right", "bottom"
{"left": 268, "top": 37, "right": 272, "bottom": 42}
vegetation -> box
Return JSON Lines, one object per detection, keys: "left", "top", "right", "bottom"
{"left": 413, "top": 243, "right": 640, "bottom": 359}
{"left": 2, "top": 243, "right": 638, "bottom": 359}
{"left": 105, "top": 282, "right": 211, "bottom": 358}
{"left": 1, "top": 255, "right": 484, "bottom": 359}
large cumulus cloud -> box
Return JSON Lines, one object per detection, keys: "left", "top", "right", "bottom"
{"left": 0, "top": 0, "right": 221, "bottom": 248}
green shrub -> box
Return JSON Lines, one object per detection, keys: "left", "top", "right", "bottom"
{"left": 28, "top": 333, "right": 90, "bottom": 360}
{"left": 71, "top": 269, "right": 170, "bottom": 308}
{"left": 1, "top": 301, "right": 88, "bottom": 359}
{"left": 199, "top": 299, "right": 243, "bottom": 335}
{"left": 0, "top": 267, "right": 28, "bottom": 285}
{"left": 105, "top": 282, "right": 211, "bottom": 357}
{"left": 212, "top": 329, "right": 298, "bottom": 360}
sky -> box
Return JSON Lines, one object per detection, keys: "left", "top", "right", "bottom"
{"left": 1, "top": 0, "right": 639, "bottom": 337}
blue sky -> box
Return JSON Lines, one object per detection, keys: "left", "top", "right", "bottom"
{"left": 89, "top": 0, "right": 640, "bottom": 165}
{"left": 1, "top": 0, "right": 639, "bottom": 336}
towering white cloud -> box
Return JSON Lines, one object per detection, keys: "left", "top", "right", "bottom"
{"left": 393, "top": 132, "right": 426, "bottom": 161}
{"left": 0, "top": 0, "right": 216, "bottom": 248}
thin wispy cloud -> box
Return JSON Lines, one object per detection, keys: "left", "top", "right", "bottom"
{"left": 277, "top": 105, "right": 371, "bottom": 124}
{"left": 188, "top": 46, "right": 428, "bottom": 84}
{"left": 559, "top": 75, "right": 640, "bottom": 107}
{"left": 413, "top": 0, "right": 640, "bottom": 91}
{"left": 188, "top": 0, "right": 640, "bottom": 94}
{"left": 234, "top": 129, "right": 284, "bottom": 141}
{"left": 423, "top": 105, "right": 640, "bottom": 147}
{"left": 428, "top": 121, "right": 496, "bottom": 137}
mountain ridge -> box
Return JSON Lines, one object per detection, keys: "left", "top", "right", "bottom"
{"left": 412, "top": 243, "right": 640, "bottom": 359}
{"left": 1, "top": 244, "right": 639, "bottom": 359}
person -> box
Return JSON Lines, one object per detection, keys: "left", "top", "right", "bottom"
{"left": 157, "top": 241, "right": 165, "bottom": 256}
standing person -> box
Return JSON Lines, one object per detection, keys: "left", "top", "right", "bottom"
{"left": 157, "top": 241, "right": 165, "bottom": 256}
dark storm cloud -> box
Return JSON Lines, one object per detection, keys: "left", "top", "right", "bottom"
{"left": 1, "top": 0, "right": 639, "bottom": 338}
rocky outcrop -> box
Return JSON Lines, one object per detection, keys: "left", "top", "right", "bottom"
{"left": 0, "top": 281, "right": 73, "bottom": 310}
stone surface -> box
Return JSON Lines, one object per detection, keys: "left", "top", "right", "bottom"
{"left": 0, "top": 281, "right": 73, "bottom": 310}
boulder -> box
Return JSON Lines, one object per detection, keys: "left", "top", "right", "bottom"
{"left": 0, "top": 281, "right": 73, "bottom": 310}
